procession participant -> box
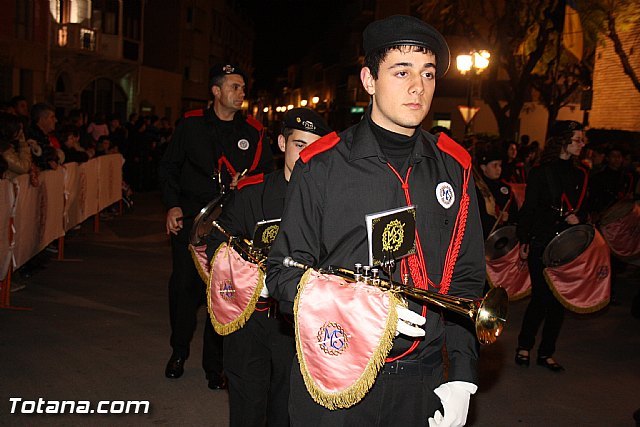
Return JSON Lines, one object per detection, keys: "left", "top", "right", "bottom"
{"left": 515, "top": 120, "right": 588, "bottom": 372}
{"left": 475, "top": 146, "right": 517, "bottom": 239}
{"left": 204, "top": 108, "right": 331, "bottom": 427}
{"left": 158, "top": 62, "right": 273, "bottom": 388}
{"left": 267, "top": 15, "right": 485, "bottom": 427}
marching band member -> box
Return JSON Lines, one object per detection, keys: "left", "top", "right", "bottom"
{"left": 267, "top": 15, "right": 485, "bottom": 427}
{"left": 205, "top": 108, "right": 331, "bottom": 427}
{"left": 158, "top": 63, "right": 273, "bottom": 388}
{"left": 516, "top": 120, "right": 588, "bottom": 372}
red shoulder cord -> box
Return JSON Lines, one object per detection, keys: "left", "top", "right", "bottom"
{"left": 384, "top": 163, "right": 472, "bottom": 362}
{"left": 560, "top": 166, "right": 588, "bottom": 212}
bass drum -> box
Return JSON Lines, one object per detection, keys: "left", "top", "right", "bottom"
{"left": 190, "top": 193, "right": 228, "bottom": 246}
{"left": 599, "top": 200, "right": 640, "bottom": 265}
{"left": 485, "top": 226, "right": 531, "bottom": 300}
{"left": 542, "top": 224, "right": 611, "bottom": 313}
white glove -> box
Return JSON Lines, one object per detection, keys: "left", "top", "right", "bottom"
{"left": 395, "top": 306, "right": 426, "bottom": 337}
{"left": 428, "top": 381, "right": 478, "bottom": 427}
{"left": 259, "top": 277, "right": 269, "bottom": 298}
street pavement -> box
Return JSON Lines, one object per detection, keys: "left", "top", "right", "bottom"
{"left": 1, "top": 191, "right": 638, "bottom": 426}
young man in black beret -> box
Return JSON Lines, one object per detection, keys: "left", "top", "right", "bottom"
{"left": 267, "top": 15, "right": 484, "bottom": 427}
{"left": 205, "top": 108, "right": 331, "bottom": 427}
{"left": 158, "top": 63, "right": 273, "bottom": 388}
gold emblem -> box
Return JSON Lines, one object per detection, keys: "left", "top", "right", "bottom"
{"left": 261, "top": 225, "right": 280, "bottom": 244}
{"left": 382, "top": 219, "right": 405, "bottom": 252}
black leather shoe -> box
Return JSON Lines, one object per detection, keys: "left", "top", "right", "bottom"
{"left": 515, "top": 348, "right": 530, "bottom": 367}
{"left": 207, "top": 373, "right": 228, "bottom": 390}
{"left": 165, "top": 356, "right": 185, "bottom": 379}
{"left": 537, "top": 356, "right": 565, "bottom": 372}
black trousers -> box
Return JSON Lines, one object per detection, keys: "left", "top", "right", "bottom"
{"left": 168, "top": 226, "right": 223, "bottom": 376}
{"left": 224, "top": 304, "right": 295, "bottom": 427}
{"left": 288, "top": 356, "right": 444, "bottom": 427}
{"left": 517, "top": 240, "right": 565, "bottom": 357}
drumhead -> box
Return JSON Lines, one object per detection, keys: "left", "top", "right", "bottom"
{"left": 543, "top": 224, "right": 595, "bottom": 267}
{"left": 190, "top": 194, "right": 226, "bottom": 246}
{"left": 485, "top": 226, "right": 518, "bottom": 260}
{"left": 600, "top": 200, "right": 635, "bottom": 225}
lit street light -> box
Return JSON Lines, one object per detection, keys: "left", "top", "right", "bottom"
{"left": 456, "top": 50, "right": 490, "bottom": 135}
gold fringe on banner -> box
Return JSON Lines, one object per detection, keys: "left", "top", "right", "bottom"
{"left": 544, "top": 269, "right": 609, "bottom": 314}
{"left": 207, "top": 243, "right": 264, "bottom": 335}
{"left": 294, "top": 269, "right": 401, "bottom": 410}
{"left": 189, "top": 244, "right": 210, "bottom": 285}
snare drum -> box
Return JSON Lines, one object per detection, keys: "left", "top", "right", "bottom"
{"left": 599, "top": 200, "right": 640, "bottom": 263}
{"left": 485, "top": 226, "right": 531, "bottom": 300}
{"left": 543, "top": 224, "right": 611, "bottom": 313}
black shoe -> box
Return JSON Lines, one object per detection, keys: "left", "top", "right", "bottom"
{"left": 165, "top": 356, "right": 185, "bottom": 379}
{"left": 515, "top": 348, "right": 530, "bottom": 367}
{"left": 537, "top": 356, "right": 565, "bottom": 372}
{"left": 207, "top": 373, "right": 227, "bottom": 390}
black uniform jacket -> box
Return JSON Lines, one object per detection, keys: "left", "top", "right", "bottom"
{"left": 588, "top": 166, "right": 634, "bottom": 215}
{"left": 475, "top": 176, "right": 518, "bottom": 239}
{"left": 205, "top": 170, "right": 287, "bottom": 261}
{"left": 517, "top": 158, "right": 588, "bottom": 246}
{"left": 158, "top": 107, "right": 273, "bottom": 217}
{"left": 266, "top": 114, "right": 485, "bottom": 384}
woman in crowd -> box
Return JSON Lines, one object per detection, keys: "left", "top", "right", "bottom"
{"left": 515, "top": 120, "right": 588, "bottom": 372}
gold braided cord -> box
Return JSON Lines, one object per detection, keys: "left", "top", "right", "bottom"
{"left": 207, "top": 242, "right": 264, "bottom": 335}
{"left": 293, "top": 269, "right": 401, "bottom": 410}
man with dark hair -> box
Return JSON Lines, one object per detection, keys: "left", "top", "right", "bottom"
{"left": 158, "top": 62, "right": 273, "bottom": 389}
{"left": 205, "top": 108, "right": 331, "bottom": 427}
{"left": 267, "top": 15, "right": 484, "bottom": 427}
{"left": 10, "top": 95, "right": 29, "bottom": 120}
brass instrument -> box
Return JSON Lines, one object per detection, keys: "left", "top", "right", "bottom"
{"left": 211, "top": 221, "right": 267, "bottom": 268}
{"left": 283, "top": 257, "right": 508, "bottom": 345}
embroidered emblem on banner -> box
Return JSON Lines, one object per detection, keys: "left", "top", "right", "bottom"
{"left": 237, "top": 139, "right": 250, "bottom": 151}
{"left": 218, "top": 279, "right": 236, "bottom": 300}
{"left": 317, "top": 322, "right": 350, "bottom": 356}
{"left": 596, "top": 265, "right": 609, "bottom": 280}
{"left": 436, "top": 182, "right": 455, "bottom": 209}
{"left": 500, "top": 186, "right": 509, "bottom": 195}
{"left": 382, "top": 219, "right": 405, "bottom": 253}
{"left": 261, "top": 225, "right": 279, "bottom": 244}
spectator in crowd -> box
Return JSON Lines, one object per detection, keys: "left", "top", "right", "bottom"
{"left": 108, "top": 114, "right": 128, "bottom": 155}
{"left": 58, "top": 125, "right": 90, "bottom": 164}
{"left": 587, "top": 145, "right": 607, "bottom": 175}
{"left": 87, "top": 113, "right": 109, "bottom": 144}
{"left": 0, "top": 112, "right": 33, "bottom": 179}
{"left": 26, "top": 103, "right": 62, "bottom": 171}
{"left": 10, "top": 95, "right": 29, "bottom": 123}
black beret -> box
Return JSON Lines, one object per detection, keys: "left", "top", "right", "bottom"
{"left": 548, "top": 120, "right": 584, "bottom": 138}
{"left": 478, "top": 148, "right": 503, "bottom": 165}
{"left": 209, "top": 63, "right": 247, "bottom": 87}
{"left": 363, "top": 15, "right": 450, "bottom": 78}
{"left": 282, "top": 108, "right": 332, "bottom": 137}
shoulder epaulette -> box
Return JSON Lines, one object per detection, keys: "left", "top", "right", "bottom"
{"left": 299, "top": 132, "right": 340, "bottom": 163}
{"left": 183, "top": 108, "right": 204, "bottom": 118}
{"left": 436, "top": 133, "right": 471, "bottom": 170}
{"left": 246, "top": 115, "right": 263, "bottom": 131}
{"left": 237, "top": 173, "right": 264, "bottom": 190}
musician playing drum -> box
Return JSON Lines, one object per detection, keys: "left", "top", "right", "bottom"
{"left": 515, "top": 120, "right": 587, "bottom": 372}
{"left": 267, "top": 15, "right": 485, "bottom": 427}
{"left": 158, "top": 63, "right": 273, "bottom": 388}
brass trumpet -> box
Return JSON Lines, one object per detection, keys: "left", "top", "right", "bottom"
{"left": 283, "top": 257, "right": 508, "bottom": 345}
{"left": 211, "top": 221, "right": 267, "bottom": 268}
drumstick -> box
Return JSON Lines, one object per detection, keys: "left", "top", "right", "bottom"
{"left": 489, "top": 197, "right": 513, "bottom": 236}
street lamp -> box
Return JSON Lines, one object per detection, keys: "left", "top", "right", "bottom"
{"left": 456, "top": 50, "right": 490, "bottom": 135}
{"left": 300, "top": 99, "right": 308, "bottom": 107}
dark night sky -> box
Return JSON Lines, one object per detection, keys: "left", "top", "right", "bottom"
{"left": 243, "top": 0, "right": 358, "bottom": 93}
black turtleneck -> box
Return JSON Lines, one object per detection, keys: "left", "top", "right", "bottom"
{"left": 367, "top": 113, "right": 418, "bottom": 173}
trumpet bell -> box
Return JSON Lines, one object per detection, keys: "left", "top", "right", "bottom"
{"left": 190, "top": 194, "right": 226, "bottom": 246}
{"left": 475, "top": 286, "right": 508, "bottom": 345}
